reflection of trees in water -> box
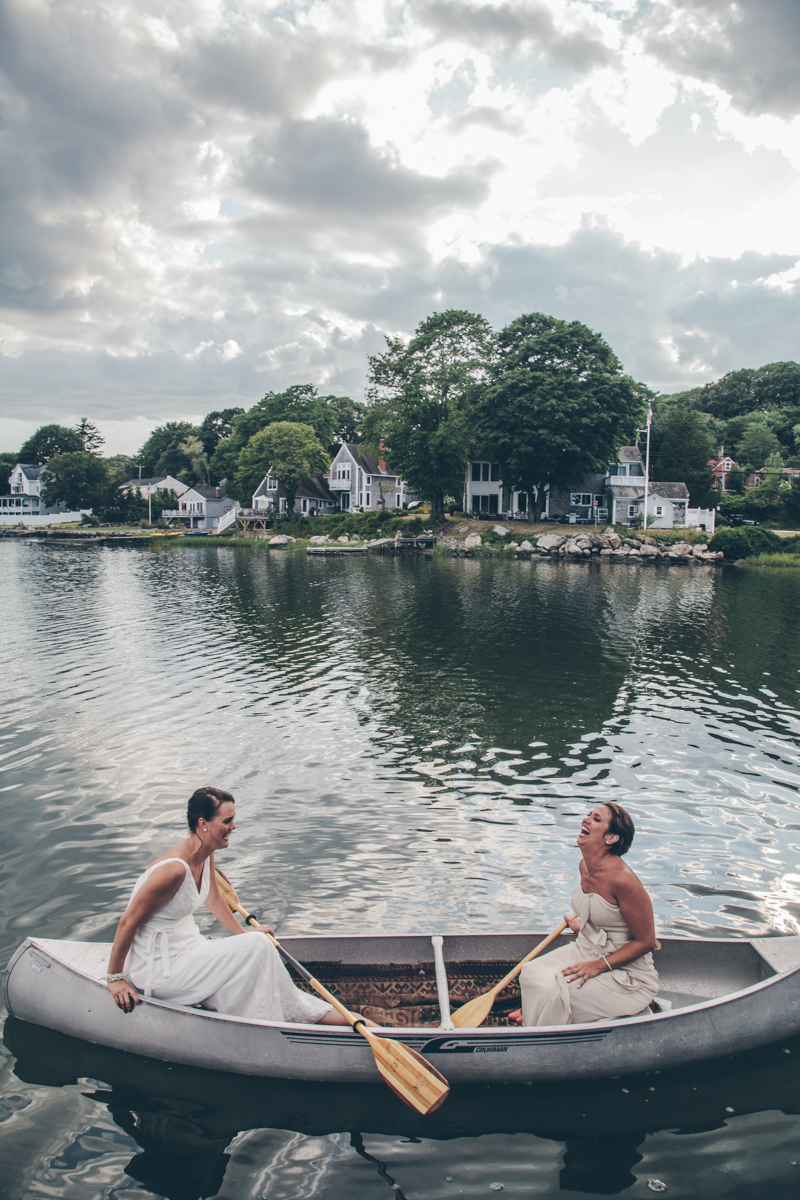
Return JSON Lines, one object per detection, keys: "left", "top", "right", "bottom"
{"left": 559, "top": 1133, "right": 645, "bottom": 1194}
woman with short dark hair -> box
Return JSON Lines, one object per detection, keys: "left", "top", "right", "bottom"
{"left": 104, "top": 787, "right": 374, "bottom": 1026}
{"left": 509, "top": 803, "right": 659, "bottom": 1026}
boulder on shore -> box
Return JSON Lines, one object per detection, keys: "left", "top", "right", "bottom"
{"left": 269, "top": 535, "right": 293, "bottom": 546}
{"left": 519, "top": 540, "right": 533, "bottom": 550}
{"left": 493, "top": 524, "right": 510, "bottom": 537}
{"left": 309, "top": 535, "right": 329, "bottom": 544}
{"left": 464, "top": 533, "right": 482, "bottom": 548}
{"left": 337, "top": 535, "right": 350, "bottom": 543}
{"left": 537, "top": 533, "right": 566, "bottom": 552}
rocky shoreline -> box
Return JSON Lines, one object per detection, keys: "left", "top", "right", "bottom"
{"left": 438, "top": 527, "right": 725, "bottom": 564}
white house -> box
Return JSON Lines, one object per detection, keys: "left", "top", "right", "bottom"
{"left": 327, "top": 444, "right": 413, "bottom": 511}
{"left": 162, "top": 484, "right": 236, "bottom": 530}
{"left": 462, "top": 446, "right": 715, "bottom": 530}
{"left": 0, "top": 463, "right": 90, "bottom": 526}
{"left": 119, "top": 474, "right": 188, "bottom": 498}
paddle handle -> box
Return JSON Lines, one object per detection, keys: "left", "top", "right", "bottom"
{"left": 491, "top": 915, "right": 575, "bottom": 996}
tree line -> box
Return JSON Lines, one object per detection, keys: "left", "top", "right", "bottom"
{"left": 4, "top": 309, "right": 799, "bottom": 524}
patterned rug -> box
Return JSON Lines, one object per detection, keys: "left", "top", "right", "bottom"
{"left": 291, "top": 959, "right": 521, "bottom": 1027}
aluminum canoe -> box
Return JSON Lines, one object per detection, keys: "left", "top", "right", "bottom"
{"left": 4, "top": 931, "right": 800, "bottom": 1084}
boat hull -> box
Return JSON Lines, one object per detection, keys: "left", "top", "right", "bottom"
{"left": 5, "top": 933, "right": 800, "bottom": 1084}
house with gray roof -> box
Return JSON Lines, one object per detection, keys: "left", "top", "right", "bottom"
{"left": 327, "top": 444, "right": 414, "bottom": 511}
{"left": 252, "top": 471, "right": 338, "bottom": 516}
{"left": 0, "top": 463, "right": 90, "bottom": 525}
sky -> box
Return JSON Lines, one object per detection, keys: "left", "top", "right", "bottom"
{"left": 1, "top": 0, "right": 799, "bottom": 455}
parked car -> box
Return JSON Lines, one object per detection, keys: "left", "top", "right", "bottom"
{"left": 727, "top": 514, "right": 759, "bottom": 526}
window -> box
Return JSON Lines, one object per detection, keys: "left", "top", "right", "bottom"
{"left": 365, "top": 476, "right": 371, "bottom": 485}
{"left": 614, "top": 465, "right": 627, "bottom": 476}
{"left": 655, "top": 506, "right": 663, "bottom": 516}
{"left": 336, "top": 465, "right": 351, "bottom": 481}
{"left": 301, "top": 498, "right": 307, "bottom": 512}
{"left": 267, "top": 476, "right": 277, "bottom": 490}
{"left": 570, "top": 493, "right": 592, "bottom": 507}
{"left": 594, "top": 494, "right": 604, "bottom": 507}
{"left": 628, "top": 463, "right": 643, "bottom": 477}
{"left": 471, "top": 462, "right": 481, "bottom": 482}
{"left": 358, "top": 492, "right": 363, "bottom": 506}
{"left": 472, "top": 494, "right": 499, "bottom": 514}
{"left": 365, "top": 493, "right": 370, "bottom": 506}
{"left": 395, "top": 494, "right": 400, "bottom": 506}
{"left": 628, "top": 505, "right": 637, "bottom": 518}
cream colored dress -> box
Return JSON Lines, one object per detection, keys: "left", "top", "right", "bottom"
{"left": 124, "top": 858, "right": 331, "bottom": 1023}
{"left": 519, "top": 886, "right": 659, "bottom": 1026}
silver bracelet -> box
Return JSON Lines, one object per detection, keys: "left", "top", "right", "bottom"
{"left": 602, "top": 956, "right": 614, "bottom": 974}
{"left": 103, "top": 972, "right": 127, "bottom": 983}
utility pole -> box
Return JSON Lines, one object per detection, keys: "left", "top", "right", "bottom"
{"left": 642, "top": 403, "right": 652, "bottom": 530}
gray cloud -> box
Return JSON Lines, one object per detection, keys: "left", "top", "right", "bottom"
{"left": 415, "top": 0, "right": 613, "bottom": 71}
{"left": 241, "top": 117, "right": 492, "bottom": 229}
{"left": 643, "top": 0, "right": 800, "bottom": 116}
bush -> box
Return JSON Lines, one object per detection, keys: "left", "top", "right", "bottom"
{"left": 708, "top": 526, "right": 783, "bottom": 558}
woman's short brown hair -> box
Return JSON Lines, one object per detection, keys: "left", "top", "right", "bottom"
{"left": 602, "top": 802, "right": 635, "bottom": 856}
{"left": 187, "top": 786, "right": 234, "bottom": 832}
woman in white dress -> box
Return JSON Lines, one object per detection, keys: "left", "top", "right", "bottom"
{"left": 508, "top": 802, "right": 659, "bottom": 1026}
{"left": 105, "top": 786, "right": 375, "bottom": 1026}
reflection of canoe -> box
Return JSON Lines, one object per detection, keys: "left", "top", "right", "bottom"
{"left": 5, "top": 932, "right": 800, "bottom": 1083}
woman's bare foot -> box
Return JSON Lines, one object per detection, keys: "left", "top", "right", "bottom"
{"left": 508, "top": 1008, "right": 524, "bottom": 1025}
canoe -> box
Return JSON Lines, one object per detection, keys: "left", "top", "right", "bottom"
{"left": 5, "top": 931, "right": 800, "bottom": 1084}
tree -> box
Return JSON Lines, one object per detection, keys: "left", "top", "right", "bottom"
{"left": 41, "top": 452, "right": 109, "bottom": 511}
{"left": 328, "top": 395, "right": 365, "bottom": 446}
{"left": 365, "top": 310, "right": 497, "bottom": 519}
{"left": 178, "top": 435, "right": 209, "bottom": 485}
{"left": 233, "top": 385, "right": 339, "bottom": 450}
{"left": 736, "top": 420, "right": 782, "bottom": 470}
{"left": 135, "top": 422, "right": 198, "bottom": 478}
{"left": 74, "top": 417, "right": 104, "bottom": 453}
{"left": 104, "top": 454, "right": 139, "bottom": 483}
{"left": 652, "top": 405, "right": 715, "bottom": 506}
{"left": 19, "top": 424, "right": 83, "bottom": 463}
{"left": 233, "top": 422, "right": 330, "bottom": 510}
{"left": 474, "top": 313, "right": 645, "bottom": 516}
{"left": 742, "top": 452, "right": 790, "bottom": 521}
{"left": 199, "top": 408, "right": 245, "bottom": 457}
{"left": 0, "top": 451, "right": 18, "bottom": 482}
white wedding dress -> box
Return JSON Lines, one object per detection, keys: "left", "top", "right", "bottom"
{"left": 124, "top": 858, "right": 331, "bottom": 1023}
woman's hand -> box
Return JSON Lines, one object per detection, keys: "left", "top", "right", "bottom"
{"left": 565, "top": 914, "right": 581, "bottom": 935}
{"left": 562, "top": 958, "right": 606, "bottom": 988}
{"left": 249, "top": 921, "right": 275, "bottom": 937}
{"left": 108, "top": 979, "right": 140, "bottom": 1013}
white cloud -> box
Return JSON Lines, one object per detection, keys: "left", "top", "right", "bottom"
{"left": 0, "top": 0, "right": 798, "bottom": 449}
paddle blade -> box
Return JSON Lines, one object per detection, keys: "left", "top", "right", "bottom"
{"left": 449, "top": 989, "right": 498, "bottom": 1029}
{"left": 368, "top": 1033, "right": 450, "bottom": 1115}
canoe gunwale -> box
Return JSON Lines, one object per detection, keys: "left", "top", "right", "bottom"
{"left": 6, "top": 931, "right": 800, "bottom": 1041}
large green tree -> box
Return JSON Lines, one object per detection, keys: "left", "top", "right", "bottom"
{"left": 652, "top": 405, "right": 715, "bottom": 505}
{"left": 135, "top": 422, "right": 199, "bottom": 480}
{"left": 41, "top": 452, "right": 109, "bottom": 511}
{"left": 199, "top": 408, "right": 245, "bottom": 457}
{"left": 233, "top": 422, "right": 330, "bottom": 510}
{"left": 19, "top": 424, "right": 83, "bottom": 463}
{"left": 364, "top": 310, "right": 497, "bottom": 519}
{"left": 473, "top": 313, "right": 645, "bottom": 515}
{"left": 209, "top": 386, "right": 357, "bottom": 483}
{"left": 736, "top": 419, "right": 782, "bottom": 470}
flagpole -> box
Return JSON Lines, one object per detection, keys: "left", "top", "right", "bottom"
{"left": 643, "top": 403, "right": 652, "bottom": 532}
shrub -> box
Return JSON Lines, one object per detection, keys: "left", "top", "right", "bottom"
{"left": 708, "top": 526, "right": 783, "bottom": 558}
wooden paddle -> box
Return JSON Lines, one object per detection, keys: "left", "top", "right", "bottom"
{"left": 450, "top": 915, "right": 576, "bottom": 1028}
{"left": 214, "top": 869, "right": 450, "bottom": 1116}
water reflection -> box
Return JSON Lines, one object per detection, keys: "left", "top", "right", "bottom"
{"left": 3, "top": 544, "right": 800, "bottom": 1195}
{"left": 6, "top": 1017, "right": 800, "bottom": 1198}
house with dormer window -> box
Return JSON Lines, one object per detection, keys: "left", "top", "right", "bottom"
{"left": 326, "top": 444, "right": 414, "bottom": 511}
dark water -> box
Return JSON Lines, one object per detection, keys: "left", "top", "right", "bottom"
{"left": 1, "top": 542, "right": 800, "bottom": 1197}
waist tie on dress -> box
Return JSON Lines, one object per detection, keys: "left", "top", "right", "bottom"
{"left": 143, "top": 928, "right": 172, "bottom": 997}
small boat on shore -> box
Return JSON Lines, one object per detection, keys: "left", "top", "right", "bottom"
{"left": 5, "top": 931, "right": 800, "bottom": 1084}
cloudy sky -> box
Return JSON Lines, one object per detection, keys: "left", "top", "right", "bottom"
{"left": 1, "top": 0, "right": 799, "bottom": 454}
